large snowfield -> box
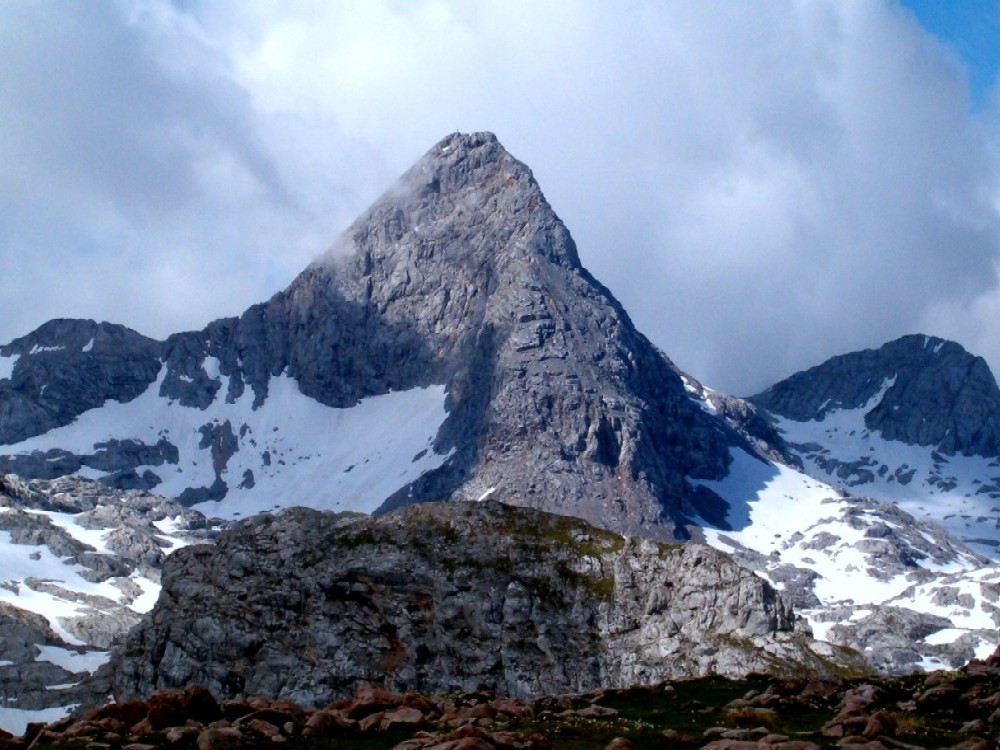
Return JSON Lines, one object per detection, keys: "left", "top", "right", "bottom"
{"left": 4, "top": 361, "right": 452, "bottom": 518}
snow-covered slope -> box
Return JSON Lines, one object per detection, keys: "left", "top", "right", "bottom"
{"left": 691, "top": 447, "right": 1000, "bottom": 673}
{"left": 770, "top": 387, "right": 1000, "bottom": 557}
{"left": 0, "top": 474, "right": 215, "bottom": 733}
{"left": 1, "top": 364, "right": 450, "bottom": 520}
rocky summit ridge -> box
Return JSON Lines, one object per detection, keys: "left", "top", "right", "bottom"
{"left": 751, "top": 333, "right": 1000, "bottom": 457}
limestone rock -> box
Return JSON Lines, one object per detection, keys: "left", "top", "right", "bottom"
{"left": 110, "top": 501, "right": 864, "bottom": 705}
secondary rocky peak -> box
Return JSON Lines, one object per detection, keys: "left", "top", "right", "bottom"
{"left": 0, "top": 319, "right": 162, "bottom": 445}
{"left": 752, "top": 334, "right": 1000, "bottom": 456}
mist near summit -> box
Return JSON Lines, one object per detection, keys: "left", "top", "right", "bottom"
{"left": 1, "top": 1, "right": 998, "bottom": 395}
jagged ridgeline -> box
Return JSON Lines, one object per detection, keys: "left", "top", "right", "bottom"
{"left": 0, "top": 132, "right": 760, "bottom": 539}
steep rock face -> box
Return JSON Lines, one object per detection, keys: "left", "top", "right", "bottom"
{"left": 0, "top": 133, "right": 746, "bottom": 538}
{"left": 110, "top": 502, "right": 861, "bottom": 705}
{"left": 175, "top": 131, "right": 745, "bottom": 535}
{"left": 751, "top": 334, "right": 1000, "bottom": 456}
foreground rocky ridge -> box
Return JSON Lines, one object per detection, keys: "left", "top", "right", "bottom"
{"left": 7, "top": 645, "right": 999, "bottom": 750}
{"left": 111, "top": 501, "right": 862, "bottom": 705}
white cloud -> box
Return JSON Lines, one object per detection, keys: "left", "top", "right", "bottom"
{"left": 1, "top": 0, "right": 998, "bottom": 394}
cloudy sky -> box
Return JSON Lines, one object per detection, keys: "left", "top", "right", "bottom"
{"left": 2, "top": 1, "right": 999, "bottom": 395}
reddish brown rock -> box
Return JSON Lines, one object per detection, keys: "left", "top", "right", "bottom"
{"left": 233, "top": 709, "right": 297, "bottom": 732}
{"left": 573, "top": 705, "right": 619, "bottom": 718}
{"left": 183, "top": 685, "right": 222, "bottom": 725}
{"left": 842, "top": 685, "right": 880, "bottom": 713}
{"left": 358, "top": 711, "right": 386, "bottom": 733}
{"left": 946, "top": 739, "right": 991, "bottom": 750}
{"left": 196, "top": 727, "right": 243, "bottom": 750}
{"left": 401, "top": 693, "right": 440, "bottom": 717}
{"left": 391, "top": 725, "right": 548, "bottom": 750}
{"left": 799, "top": 677, "right": 846, "bottom": 702}
{"left": 147, "top": 689, "right": 189, "bottom": 730}
{"left": 915, "top": 685, "right": 962, "bottom": 711}
{"left": 381, "top": 706, "right": 427, "bottom": 731}
{"left": 861, "top": 710, "right": 896, "bottom": 738}
{"left": 129, "top": 717, "right": 155, "bottom": 735}
{"left": 243, "top": 719, "right": 281, "bottom": 738}
{"left": 87, "top": 700, "right": 149, "bottom": 727}
{"left": 220, "top": 700, "right": 254, "bottom": 723}
{"left": 164, "top": 726, "right": 200, "bottom": 744}
{"left": 302, "top": 708, "right": 356, "bottom": 737}
{"left": 354, "top": 683, "right": 401, "bottom": 710}
{"left": 489, "top": 699, "right": 533, "bottom": 720}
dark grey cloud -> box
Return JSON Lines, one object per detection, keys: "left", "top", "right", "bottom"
{"left": 1, "top": 1, "right": 998, "bottom": 396}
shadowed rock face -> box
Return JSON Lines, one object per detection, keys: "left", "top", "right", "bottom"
{"left": 110, "top": 501, "right": 859, "bottom": 706}
{"left": 1, "top": 132, "right": 749, "bottom": 538}
{"left": 750, "top": 334, "right": 1000, "bottom": 457}
{"left": 0, "top": 319, "right": 162, "bottom": 445}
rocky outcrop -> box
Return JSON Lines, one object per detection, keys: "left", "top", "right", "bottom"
{"left": 111, "top": 501, "right": 863, "bottom": 706}
{"left": 0, "top": 604, "right": 107, "bottom": 713}
{"left": 751, "top": 334, "right": 1000, "bottom": 457}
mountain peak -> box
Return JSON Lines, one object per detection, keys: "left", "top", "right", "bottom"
{"left": 752, "top": 333, "right": 1000, "bottom": 456}
{"left": 320, "top": 131, "right": 583, "bottom": 274}
{"left": 1, "top": 132, "right": 742, "bottom": 538}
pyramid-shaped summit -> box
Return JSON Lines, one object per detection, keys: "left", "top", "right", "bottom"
{"left": 0, "top": 132, "right": 752, "bottom": 539}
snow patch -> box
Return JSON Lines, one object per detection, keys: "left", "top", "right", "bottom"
{"left": 773, "top": 383, "right": 1000, "bottom": 558}
{"left": 924, "top": 628, "right": 965, "bottom": 645}
{"left": 694, "top": 447, "right": 1000, "bottom": 666}
{"left": 81, "top": 338, "right": 94, "bottom": 353}
{"left": 191, "top": 381, "right": 452, "bottom": 518}
{"left": 35, "top": 646, "right": 110, "bottom": 674}
{"left": 0, "top": 705, "right": 74, "bottom": 736}
{"left": 0, "top": 354, "right": 17, "bottom": 381}
{"left": 2, "top": 370, "right": 451, "bottom": 519}
{"left": 24, "top": 509, "right": 112, "bottom": 554}
{"left": 202, "top": 357, "right": 221, "bottom": 380}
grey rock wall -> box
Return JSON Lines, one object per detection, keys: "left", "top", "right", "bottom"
{"left": 110, "top": 501, "right": 865, "bottom": 706}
